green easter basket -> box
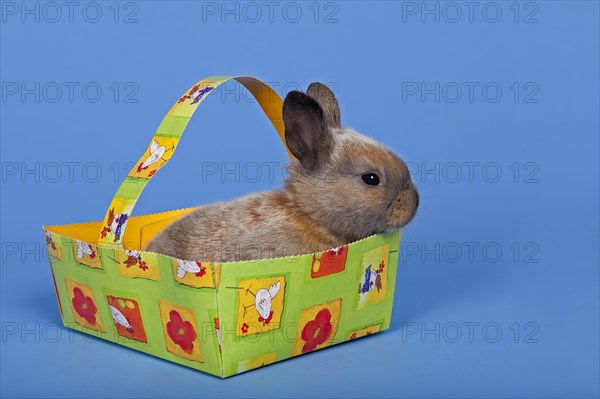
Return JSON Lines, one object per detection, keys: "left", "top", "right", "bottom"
{"left": 42, "top": 76, "right": 401, "bottom": 378}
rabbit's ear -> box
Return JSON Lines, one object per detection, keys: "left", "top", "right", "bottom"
{"left": 307, "top": 82, "right": 341, "bottom": 128}
{"left": 283, "top": 90, "right": 331, "bottom": 169}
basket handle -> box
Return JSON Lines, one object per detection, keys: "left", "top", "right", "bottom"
{"left": 97, "top": 76, "right": 293, "bottom": 247}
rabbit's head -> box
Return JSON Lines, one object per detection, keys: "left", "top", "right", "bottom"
{"left": 283, "top": 83, "right": 419, "bottom": 244}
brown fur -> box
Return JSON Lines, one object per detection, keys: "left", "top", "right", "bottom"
{"left": 145, "top": 83, "right": 419, "bottom": 262}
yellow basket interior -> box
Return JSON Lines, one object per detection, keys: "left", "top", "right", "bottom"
{"left": 45, "top": 207, "right": 199, "bottom": 250}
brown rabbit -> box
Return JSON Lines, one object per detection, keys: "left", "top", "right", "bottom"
{"left": 145, "top": 83, "right": 419, "bottom": 262}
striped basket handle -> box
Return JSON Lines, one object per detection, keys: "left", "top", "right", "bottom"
{"left": 97, "top": 76, "right": 292, "bottom": 247}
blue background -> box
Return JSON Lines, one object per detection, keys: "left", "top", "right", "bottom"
{"left": 1, "top": 1, "right": 599, "bottom": 398}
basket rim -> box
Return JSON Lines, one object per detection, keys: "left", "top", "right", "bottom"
{"left": 43, "top": 206, "right": 401, "bottom": 265}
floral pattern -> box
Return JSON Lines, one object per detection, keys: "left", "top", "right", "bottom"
{"left": 355, "top": 244, "right": 390, "bottom": 309}
{"left": 172, "top": 259, "right": 214, "bottom": 288}
{"left": 301, "top": 308, "right": 333, "bottom": 353}
{"left": 71, "top": 287, "right": 97, "bottom": 324}
{"left": 291, "top": 298, "right": 342, "bottom": 356}
{"left": 64, "top": 279, "right": 104, "bottom": 332}
{"left": 122, "top": 250, "right": 148, "bottom": 271}
{"left": 72, "top": 240, "right": 103, "bottom": 269}
{"left": 44, "top": 75, "right": 401, "bottom": 377}
{"left": 236, "top": 276, "right": 285, "bottom": 337}
{"left": 166, "top": 310, "right": 197, "bottom": 354}
{"left": 158, "top": 301, "right": 203, "bottom": 362}
{"left": 240, "top": 323, "right": 250, "bottom": 334}
{"left": 116, "top": 250, "right": 160, "bottom": 280}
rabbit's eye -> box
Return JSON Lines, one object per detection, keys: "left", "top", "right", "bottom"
{"left": 361, "top": 173, "right": 380, "bottom": 186}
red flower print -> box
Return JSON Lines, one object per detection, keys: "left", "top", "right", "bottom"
{"left": 167, "top": 310, "right": 196, "bottom": 353}
{"left": 101, "top": 226, "right": 109, "bottom": 239}
{"left": 350, "top": 332, "right": 357, "bottom": 340}
{"left": 138, "top": 261, "right": 148, "bottom": 271}
{"left": 301, "top": 308, "right": 333, "bottom": 353}
{"left": 166, "top": 310, "right": 197, "bottom": 354}
{"left": 71, "top": 287, "right": 97, "bottom": 324}
{"left": 148, "top": 170, "right": 156, "bottom": 177}
{"left": 241, "top": 323, "right": 249, "bottom": 334}
{"left": 378, "top": 261, "right": 385, "bottom": 274}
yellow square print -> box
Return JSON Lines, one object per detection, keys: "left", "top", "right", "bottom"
{"left": 291, "top": 298, "right": 342, "bottom": 356}
{"left": 100, "top": 198, "right": 134, "bottom": 245}
{"left": 236, "top": 352, "right": 278, "bottom": 374}
{"left": 44, "top": 231, "right": 63, "bottom": 260}
{"left": 356, "top": 244, "right": 390, "bottom": 309}
{"left": 171, "top": 258, "right": 215, "bottom": 288}
{"left": 64, "top": 278, "right": 104, "bottom": 332}
{"left": 72, "top": 240, "right": 102, "bottom": 269}
{"left": 236, "top": 275, "right": 286, "bottom": 337}
{"left": 158, "top": 300, "right": 203, "bottom": 362}
{"left": 127, "top": 136, "right": 177, "bottom": 179}
{"left": 167, "top": 81, "right": 218, "bottom": 117}
{"left": 114, "top": 250, "right": 160, "bottom": 281}
{"left": 347, "top": 323, "right": 382, "bottom": 340}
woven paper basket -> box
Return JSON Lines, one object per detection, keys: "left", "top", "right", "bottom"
{"left": 42, "top": 76, "right": 402, "bottom": 378}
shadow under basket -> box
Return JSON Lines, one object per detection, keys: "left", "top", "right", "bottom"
{"left": 42, "top": 75, "right": 402, "bottom": 378}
